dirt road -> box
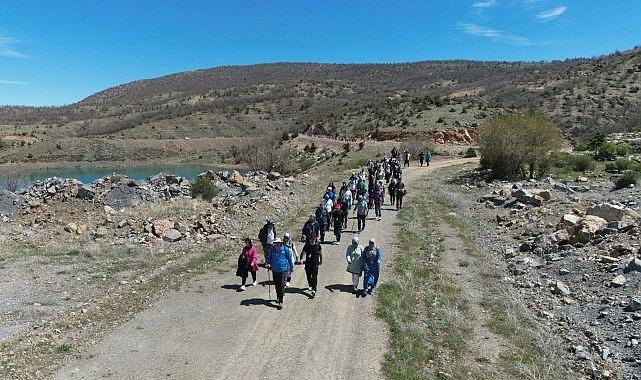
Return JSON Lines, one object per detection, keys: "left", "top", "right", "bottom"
{"left": 55, "top": 158, "right": 477, "bottom": 380}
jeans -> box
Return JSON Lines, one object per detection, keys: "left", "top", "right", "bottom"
{"left": 374, "top": 202, "right": 382, "bottom": 218}
{"left": 272, "top": 271, "right": 287, "bottom": 303}
{"left": 396, "top": 195, "right": 404, "bottom": 210}
{"left": 357, "top": 214, "right": 366, "bottom": 231}
{"left": 241, "top": 271, "right": 257, "bottom": 286}
{"left": 334, "top": 224, "right": 342, "bottom": 242}
{"left": 305, "top": 266, "right": 318, "bottom": 291}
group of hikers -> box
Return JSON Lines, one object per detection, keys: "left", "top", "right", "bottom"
{"left": 235, "top": 146, "right": 430, "bottom": 309}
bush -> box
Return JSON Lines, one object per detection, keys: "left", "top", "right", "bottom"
{"left": 478, "top": 113, "right": 563, "bottom": 179}
{"left": 358, "top": 142, "right": 365, "bottom": 151}
{"left": 615, "top": 172, "right": 639, "bottom": 189}
{"left": 190, "top": 177, "right": 220, "bottom": 201}
{"left": 605, "top": 159, "right": 636, "bottom": 172}
{"left": 342, "top": 143, "right": 351, "bottom": 153}
{"left": 570, "top": 155, "right": 596, "bottom": 172}
{"left": 464, "top": 147, "right": 477, "bottom": 158}
{"left": 595, "top": 142, "right": 628, "bottom": 161}
{"left": 238, "top": 139, "right": 298, "bottom": 175}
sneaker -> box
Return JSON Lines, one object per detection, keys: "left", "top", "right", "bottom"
{"left": 251, "top": 281, "right": 257, "bottom": 287}
{"left": 311, "top": 290, "right": 316, "bottom": 298}
{"left": 277, "top": 302, "right": 283, "bottom": 310}
{"left": 240, "top": 285, "right": 246, "bottom": 291}
{"left": 308, "top": 287, "right": 313, "bottom": 291}
{"left": 333, "top": 241, "right": 339, "bottom": 245}
{"left": 286, "top": 282, "right": 290, "bottom": 287}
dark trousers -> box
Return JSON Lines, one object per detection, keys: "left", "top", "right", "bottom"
{"left": 374, "top": 202, "right": 382, "bottom": 217}
{"left": 404, "top": 160, "right": 409, "bottom": 167}
{"left": 420, "top": 159, "right": 424, "bottom": 166}
{"left": 357, "top": 214, "right": 366, "bottom": 231}
{"left": 262, "top": 244, "right": 271, "bottom": 260}
{"left": 272, "top": 271, "right": 287, "bottom": 303}
{"left": 305, "top": 266, "right": 318, "bottom": 291}
{"left": 319, "top": 224, "right": 327, "bottom": 242}
{"left": 396, "top": 195, "right": 404, "bottom": 210}
{"left": 241, "top": 271, "right": 257, "bottom": 285}
{"left": 390, "top": 193, "right": 395, "bottom": 205}
{"left": 334, "top": 224, "right": 342, "bottom": 242}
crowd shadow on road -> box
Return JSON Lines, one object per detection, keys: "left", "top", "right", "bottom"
{"left": 286, "top": 287, "right": 314, "bottom": 299}
{"left": 240, "top": 298, "right": 279, "bottom": 309}
{"left": 221, "top": 284, "right": 242, "bottom": 292}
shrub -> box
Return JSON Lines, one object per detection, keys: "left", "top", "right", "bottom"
{"left": 478, "top": 113, "right": 563, "bottom": 179}
{"left": 342, "top": 143, "right": 351, "bottom": 153}
{"left": 464, "top": 147, "right": 477, "bottom": 158}
{"left": 615, "top": 172, "right": 639, "bottom": 189}
{"left": 190, "top": 176, "right": 220, "bottom": 201}
{"left": 570, "top": 155, "right": 596, "bottom": 172}
{"left": 358, "top": 141, "right": 365, "bottom": 150}
{"left": 595, "top": 142, "right": 628, "bottom": 161}
{"left": 605, "top": 159, "right": 636, "bottom": 172}
{"left": 237, "top": 139, "right": 298, "bottom": 175}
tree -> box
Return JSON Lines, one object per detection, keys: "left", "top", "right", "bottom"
{"left": 479, "top": 113, "right": 563, "bottom": 179}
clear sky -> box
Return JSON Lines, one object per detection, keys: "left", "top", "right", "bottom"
{"left": 1, "top": 0, "right": 640, "bottom": 106}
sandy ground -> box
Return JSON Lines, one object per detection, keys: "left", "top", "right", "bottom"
{"left": 54, "top": 158, "right": 476, "bottom": 380}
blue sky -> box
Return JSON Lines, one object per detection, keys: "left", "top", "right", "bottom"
{"left": 1, "top": 0, "right": 640, "bottom": 106}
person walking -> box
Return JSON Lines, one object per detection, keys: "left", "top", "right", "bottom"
{"left": 322, "top": 195, "right": 333, "bottom": 231}
{"left": 388, "top": 177, "right": 397, "bottom": 206}
{"left": 315, "top": 204, "right": 329, "bottom": 243}
{"left": 345, "top": 236, "right": 364, "bottom": 294}
{"left": 373, "top": 180, "right": 385, "bottom": 221}
{"left": 356, "top": 178, "right": 367, "bottom": 198}
{"left": 391, "top": 146, "right": 398, "bottom": 159}
{"left": 331, "top": 203, "right": 344, "bottom": 245}
{"left": 340, "top": 187, "right": 352, "bottom": 228}
{"left": 301, "top": 236, "right": 323, "bottom": 298}
{"left": 301, "top": 213, "right": 319, "bottom": 243}
{"left": 395, "top": 180, "right": 406, "bottom": 210}
{"left": 348, "top": 173, "right": 357, "bottom": 198}
{"left": 363, "top": 239, "right": 383, "bottom": 294}
{"left": 354, "top": 195, "right": 369, "bottom": 232}
{"left": 426, "top": 150, "right": 432, "bottom": 166}
{"left": 403, "top": 149, "right": 410, "bottom": 168}
{"left": 418, "top": 151, "right": 425, "bottom": 167}
{"left": 283, "top": 233, "right": 299, "bottom": 285}
{"left": 258, "top": 220, "right": 276, "bottom": 262}
{"left": 236, "top": 238, "right": 259, "bottom": 291}
{"left": 266, "top": 238, "right": 294, "bottom": 309}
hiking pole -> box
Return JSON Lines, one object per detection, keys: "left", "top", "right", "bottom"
{"left": 267, "top": 269, "right": 272, "bottom": 301}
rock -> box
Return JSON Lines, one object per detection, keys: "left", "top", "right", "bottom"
{"left": 94, "top": 226, "right": 108, "bottom": 238}
{"left": 624, "top": 297, "right": 641, "bottom": 312}
{"left": 64, "top": 222, "right": 78, "bottom": 234}
{"left": 76, "top": 186, "right": 96, "bottom": 200}
{"left": 163, "top": 229, "right": 182, "bottom": 242}
{"left": 576, "top": 176, "right": 589, "bottom": 182}
{"left": 480, "top": 194, "right": 507, "bottom": 206}
{"left": 504, "top": 247, "right": 517, "bottom": 259}
{"left": 569, "top": 216, "right": 608, "bottom": 244}
{"left": 598, "top": 255, "right": 620, "bottom": 264}
{"left": 611, "top": 243, "right": 635, "bottom": 257}
{"left": 103, "top": 205, "right": 117, "bottom": 215}
{"left": 624, "top": 258, "right": 641, "bottom": 273}
{"left": 551, "top": 281, "right": 571, "bottom": 296}
{"left": 554, "top": 182, "right": 575, "bottom": 194}
{"left": 512, "top": 188, "right": 544, "bottom": 207}
{"left": 153, "top": 219, "right": 175, "bottom": 239}
{"left": 611, "top": 275, "right": 627, "bottom": 287}
{"left": 46, "top": 186, "right": 57, "bottom": 195}
{"left": 228, "top": 170, "right": 245, "bottom": 186}
{"left": 574, "top": 346, "right": 591, "bottom": 361}
{"left": 586, "top": 203, "right": 641, "bottom": 222}
{"left": 548, "top": 229, "right": 570, "bottom": 244}
{"left": 267, "top": 172, "right": 281, "bottom": 181}
{"left": 530, "top": 189, "right": 552, "bottom": 201}
{"left": 117, "top": 219, "right": 129, "bottom": 228}
{"left": 558, "top": 214, "right": 582, "bottom": 231}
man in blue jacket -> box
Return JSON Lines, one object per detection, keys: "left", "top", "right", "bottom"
{"left": 266, "top": 238, "right": 294, "bottom": 309}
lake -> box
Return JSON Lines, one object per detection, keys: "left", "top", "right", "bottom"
{"left": 3, "top": 164, "right": 230, "bottom": 188}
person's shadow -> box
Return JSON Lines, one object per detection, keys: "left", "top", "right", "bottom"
{"left": 221, "top": 284, "right": 242, "bottom": 292}
{"left": 286, "top": 286, "right": 314, "bottom": 299}
{"left": 325, "top": 284, "right": 355, "bottom": 294}
{"left": 240, "top": 298, "right": 279, "bottom": 309}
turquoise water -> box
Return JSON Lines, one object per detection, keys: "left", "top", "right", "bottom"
{"left": 11, "top": 164, "right": 229, "bottom": 187}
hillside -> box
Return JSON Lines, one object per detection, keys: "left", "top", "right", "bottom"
{"left": 0, "top": 47, "right": 640, "bottom": 164}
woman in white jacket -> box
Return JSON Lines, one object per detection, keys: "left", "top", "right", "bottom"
{"left": 345, "top": 236, "right": 364, "bottom": 293}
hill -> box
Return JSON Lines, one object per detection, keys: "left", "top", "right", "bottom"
{"left": 0, "top": 47, "right": 640, "bottom": 164}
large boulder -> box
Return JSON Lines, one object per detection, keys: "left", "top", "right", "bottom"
{"left": 228, "top": 170, "right": 245, "bottom": 186}
{"left": 586, "top": 203, "right": 641, "bottom": 223}
{"left": 569, "top": 215, "right": 608, "bottom": 244}
{"left": 163, "top": 228, "right": 182, "bottom": 242}
{"left": 512, "top": 188, "right": 544, "bottom": 207}
{"left": 267, "top": 172, "right": 282, "bottom": 181}
{"left": 153, "top": 219, "right": 175, "bottom": 239}
{"left": 557, "top": 214, "right": 582, "bottom": 231}
{"left": 76, "top": 186, "right": 96, "bottom": 200}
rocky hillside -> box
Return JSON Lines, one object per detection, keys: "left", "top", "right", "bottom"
{"left": 0, "top": 47, "right": 640, "bottom": 163}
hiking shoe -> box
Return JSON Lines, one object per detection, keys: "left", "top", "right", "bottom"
{"left": 333, "top": 241, "right": 339, "bottom": 245}
{"left": 240, "top": 285, "right": 246, "bottom": 291}
{"left": 251, "top": 281, "right": 257, "bottom": 287}
{"left": 311, "top": 290, "right": 316, "bottom": 298}
{"left": 286, "top": 282, "right": 290, "bottom": 287}
{"left": 277, "top": 302, "right": 283, "bottom": 310}
{"left": 308, "top": 287, "right": 313, "bottom": 291}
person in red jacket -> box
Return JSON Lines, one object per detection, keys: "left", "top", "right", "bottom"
{"left": 237, "top": 237, "right": 259, "bottom": 291}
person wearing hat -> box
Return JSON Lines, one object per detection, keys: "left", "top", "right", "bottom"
{"left": 283, "top": 233, "right": 298, "bottom": 285}
{"left": 363, "top": 238, "right": 383, "bottom": 294}
{"left": 301, "top": 235, "right": 323, "bottom": 298}
{"left": 266, "top": 237, "right": 294, "bottom": 309}
{"left": 354, "top": 195, "right": 369, "bottom": 233}
{"left": 345, "top": 236, "right": 364, "bottom": 293}
{"left": 331, "top": 203, "right": 345, "bottom": 245}
{"left": 258, "top": 220, "right": 276, "bottom": 263}
{"left": 301, "top": 213, "right": 319, "bottom": 243}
